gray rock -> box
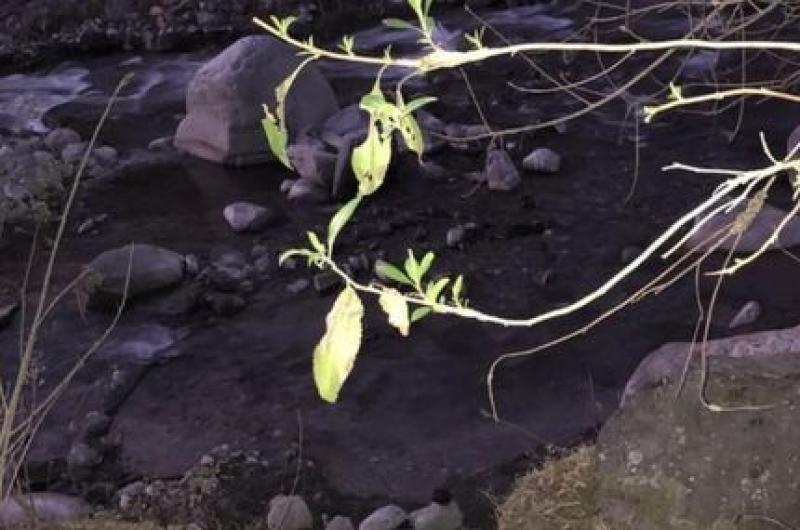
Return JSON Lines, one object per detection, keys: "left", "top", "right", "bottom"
{"left": 728, "top": 300, "right": 762, "bottom": 329}
{"left": 358, "top": 505, "right": 408, "bottom": 530}
{"left": 446, "top": 226, "right": 467, "bottom": 248}
{"left": 67, "top": 440, "right": 103, "bottom": 470}
{"left": 174, "top": 35, "right": 339, "bottom": 166}
{"left": 484, "top": 148, "right": 521, "bottom": 191}
{"left": 313, "top": 270, "right": 342, "bottom": 294}
{"left": 685, "top": 202, "right": 800, "bottom": 253}
{"left": 85, "top": 243, "right": 185, "bottom": 301}
{"left": 0, "top": 493, "right": 91, "bottom": 527}
{"left": 148, "top": 136, "right": 174, "bottom": 151}
{"left": 44, "top": 128, "right": 81, "bottom": 152}
{"left": 223, "top": 201, "right": 277, "bottom": 233}
{"left": 599, "top": 324, "right": 800, "bottom": 528}
{"left": 326, "top": 516, "right": 356, "bottom": 530}
{"left": 79, "top": 411, "right": 112, "bottom": 440}
{"left": 444, "top": 123, "right": 489, "bottom": 153}
{"left": 93, "top": 145, "right": 118, "bottom": 166}
{"left": 287, "top": 138, "right": 338, "bottom": 190}
{"left": 286, "top": 278, "right": 310, "bottom": 294}
{"left": 0, "top": 301, "right": 19, "bottom": 331}
{"left": 409, "top": 500, "right": 463, "bottom": 530}
{"left": 522, "top": 147, "right": 561, "bottom": 173}
{"left": 280, "top": 179, "right": 296, "bottom": 194}
{"left": 288, "top": 178, "right": 328, "bottom": 204}
{"left": 61, "top": 142, "right": 88, "bottom": 165}
{"left": 267, "top": 495, "right": 313, "bottom": 530}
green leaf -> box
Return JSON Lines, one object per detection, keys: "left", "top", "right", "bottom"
{"left": 418, "top": 251, "right": 435, "bottom": 279}
{"left": 404, "top": 250, "right": 420, "bottom": 285}
{"left": 262, "top": 56, "right": 318, "bottom": 169}
{"left": 425, "top": 277, "right": 449, "bottom": 305}
{"left": 313, "top": 286, "right": 364, "bottom": 403}
{"left": 399, "top": 113, "right": 425, "bottom": 158}
{"left": 327, "top": 194, "right": 363, "bottom": 253}
{"left": 351, "top": 121, "right": 392, "bottom": 195}
{"left": 261, "top": 110, "right": 290, "bottom": 169}
{"left": 379, "top": 288, "right": 410, "bottom": 336}
{"left": 410, "top": 306, "right": 433, "bottom": 323}
{"left": 403, "top": 96, "right": 437, "bottom": 114}
{"left": 375, "top": 259, "right": 414, "bottom": 286}
{"left": 279, "top": 248, "right": 313, "bottom": 265}
{"left": 307, "top": 231, "right": 326, "bottom": 255}
{"left": 383, "top": 18, "right": 417, "bottom": 30}
{"left": 451, "top": 274, "right": 464, "bottom": 304}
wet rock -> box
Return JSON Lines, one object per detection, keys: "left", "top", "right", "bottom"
{"left": 522, "top": 147, "right": 561, "bottom": 173}
{"left": 0, "top": 300, "right": 19, "bottom": 331}
{"left": 287, "top": 139, "right": 338, "bottom": 190}
{"left": 446, "top": 225, "right": 467, "bottom": 248}
{"left": 61, "top": 142, "right": 88, "bottom": 165}
{"left": 267, "top": 495, "right": 313, "bottom": 530}
{"left": 223, "top": 201, "right": 278, "bottom": 233}
{"left": 685, "top": 202, "right": 800, "bottom": 253}
{"left": 444, "top": 123, "right": 489, "bottom": 153}
{"left": 358, "top": 505, "right": 409, "bottom": 530}
{"left": 44, "top": 127, "right": 81, "bottom": 152}
{"left": 485, "top": 148, "right": 521, "bottom": 191}
{"left": 91, "top": 145, "right": 118, "bottom": 167}
{"left": 98, "top": 323, "right": 186, "bottom": 363}
{"left": 280, "top": 179, "right": 296, "bottom": 194}
{"left": 728, "top": 300, "right": 761, "bottom": 329}
{"left": 313, "top": 270, "right": 343, "bottom": 294}
{"left": 409, "top": 490, "right": 463, "bottom": 530}
{"left": 600, "top": 324, "right": 800, "bottom": 528}
{"left": 0, "top": 493, "right": 91, "bottom": 527}
{"left": 79, "top": 411, "right": 112, "bottom": 440}
{"left": 148, "top": 136, "right": 174, "bottom": 151}
{"left": 286, "top": 278, "right": 310, "bottom": 294}
{"left": 67, "top": 440, "right": 103, "bottom": 472}
{"left": 415, "top": 109, "right": 447, "bottom": 154}
{"left": 206, "top": 292, "right": 247, "bottom": 317}
{"left": 207, "top": 251, "right": 250, "bottom": 292}
{"left": 174, "top": 35, "right": 339, "bottom": 166}
{"left": 326, "top": 516, "right": 356, "bottom": 530}
{"left": 288, "top": 178, "right": 328, "bottom": 204}
{"left": 85, "top": 243, "right": 185, "bottom": 302}
{"left": 681, "top": 50, "right": 720, "bottom": 81}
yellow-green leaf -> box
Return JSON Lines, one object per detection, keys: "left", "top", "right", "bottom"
{"left": 379, "top": 288, "right": 410, "bottom": 336}
{"left": 351, "top": 121, "right": 392, "bottom": 195}
{"left": 399, "top": 113, "right": 425, "bottom": 158}
{"left": 313, "top": 286, "right": 364, "bottom": 403}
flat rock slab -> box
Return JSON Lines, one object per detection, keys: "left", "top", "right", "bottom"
{"left": 597, "top": 324, "right": 800, "bottom": 529}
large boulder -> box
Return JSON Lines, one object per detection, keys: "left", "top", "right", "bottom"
{"left": 174, "top": 35, "right": 339, "bottom": 166}
{"left": 596, "top": 324, "right": 800, "bottom": 529}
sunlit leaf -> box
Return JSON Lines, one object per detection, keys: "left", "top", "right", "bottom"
{"left": 261, "top": 110, "right": 290, "bottom": 169}
{"left": 410, "top": 306, "right": 432, "bottom": 323}
{"left": 403, "top": 96, "right": 437, "bottom": 114}
{"left": 379, "top": 288, "right": 410, "bottom": 336}
{"left": 351, "top": 121, "right": 392, "bottom": 195}
{"left": 404, "top": 250, "right": 420, "bottom": 285}
{"left": 399, "top": 113, "right": 425, "bottom": 158}
{"left": 313, "top": 286, "right": 364, "bottom": 403}
{"left": 425, "top": 277, "right": 449, "bottom": 305}
{"left": 307, "top": 231, "right": 326, "bottom": 255}
{"left": 418, "top": 251, "right": 435, "bottom": 279}
{"left": 375, "top": 260, "right": 414, "bottom": 286}
{"left": 383, "top": 18, "right": 417, "bottom": 30}
{"left": 327, "top": 194, "right": 363, "bottom": 252}
{"left": 451, "top": 274, "right": 464, "bottom": 304}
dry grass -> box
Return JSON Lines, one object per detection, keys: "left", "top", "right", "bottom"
{"left": 6, "top": 519, "right": 160, "bottom": 530}
{"left": 495, "top": 446, "right": 621, "bottom": 530}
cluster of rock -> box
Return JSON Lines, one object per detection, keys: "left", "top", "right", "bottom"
{"left": 0, "top": 128, "right": 118, "bottom": 233}
{"left": 1, "top": 445, "right": 465, "bottom": 529}
{"left": 172, "top": 34, "right": 566, "bottom": 203}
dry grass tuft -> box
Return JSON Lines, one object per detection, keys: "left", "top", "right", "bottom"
{"left": 495, "top": 446, "right": 617, "bottom": 530}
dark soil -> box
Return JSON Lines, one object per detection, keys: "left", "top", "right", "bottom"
{"left": 2, "top": 1, "right": 800, "bottom": 528}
